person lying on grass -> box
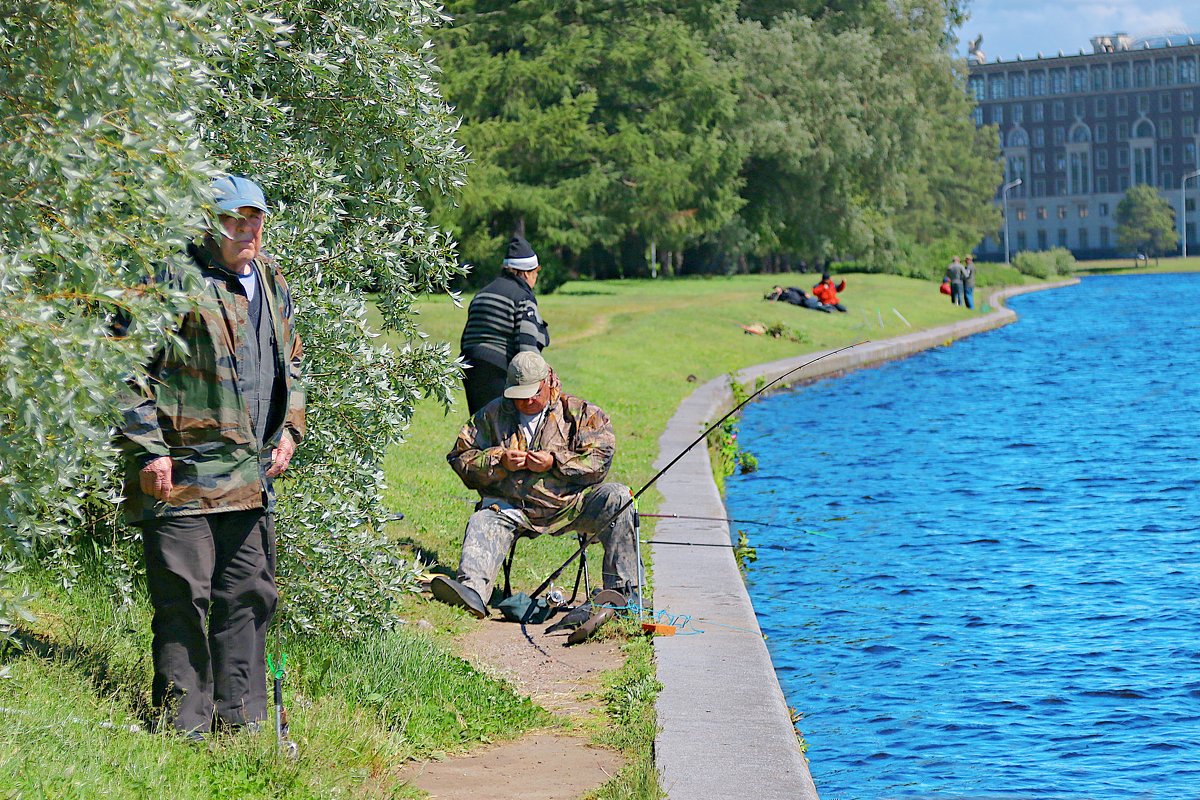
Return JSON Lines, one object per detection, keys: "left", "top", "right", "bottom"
{"left": 433, "top": 352, "right": 640, "bottom": 619}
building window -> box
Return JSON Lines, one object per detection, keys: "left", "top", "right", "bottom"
{"left": 1162, "top": 144, "right": 1173, "bottom": 165}
{"left": 1057, "top": 205, "right": 1067, "bottom": 219}
{"left": 1134, "top": 144, "right": 1154, "bottom": 185}
{"left": 1034, "top": 128, "right": 1045, "bottom": 146}
{"left": 1135, "top": 61, "right": 1152, "bottom": 88}
{"left": 1071, "top": 68, "right": 1087, "bottom": 93}
{"left": 1160, "top": 119, "right": 1172, "bottom": 137}
{"left": 1079, "top": 228, "right": 1089, "bottom": 249}
{"left": 1033, "top": 152, "right": 1046, "bottom": 173}
{"left": 1158, "top": 61, "right": 1174, "bottom": 86}
{"left": 1007, "top": 128, "right": 1029, "bottom": 147}
{"left": 1051, "top": 70, "right": 1066, "bottom": 94}
{"left": 1116, "top": 96, "right": 1128, "bottom": 115}
{"left": 1160, "top": 92, "right": 1172, "bottom": 112}
{"left": 1014, "top": 208, "right": 1026, "bottom": 221}
{"left": 1073, "top": 98, "right": 1085, "bottom": 118}
{"left": 1037, "top": 206, "right": 1048, "bottom": 220}
{"left": 1098, "top": 174, "right": 1109, "bottom": 192}
{"left": 1056, "top": 178, "right": 1066, "bottom": 195}
{"left": 1182, "top": 59, "right": 1198, "bottom": 84}
{"left": 969, "top": 75, "right": 985, "bottom": 101}
{"left": 1100, "top": 227, "right": 1109, "bottom": 246}
{"left": 1077, "top": 204, "right": 1088, "bottom": 218}
{"left": 1099, "top": 202, "right": 1109, "bottom": 216}
{"left": 1013, "top": 104, "right": 1025, "bottom": 123}
{"left": 1096, "top": 123, "right": 1108, "bottom": 143}
{"left": 1119, "top": 174, "right": 1130, "bottom": 190}
{"left": 1092, "top": 66, "right": 1109, "bottom": 91}
{"left": 1031, "top": 71, "right": 1047, "bottom": 96}
{"left": 1137, "top": 94, "right": 1150, "bottom": 113}
{"left": 1055, "top": 151, "right": 1066, "bottom": 172}
{"left": 1113, "top": 64, "right": 1130, "bottom": 89}
{"left": 1186, "top": 142, "right": 1196, "bottom": 164}
{"left": 1017, "top": 231, "right": 1027, "bottom": 251}
{"left": 1037, "top": 230, "right": 1048, "bottom": 249}
{"left": 1034, "top": 178, "right": 1046, "bottom": 197}
{"left": 1118, "top": 148, "right": 1129, "bottom": 167}
{"left": 1070, "top": 125, "right": 1091, "bottom": 144}
{"left": 1162, "top": 170, "right": 1174, "bottom": 189}
{"left": 1184, "top": 91, "right": 1194, "bottom": 112}
{"left": 993, "top": 106, "right": 1004, "bottom": 125}
{"left": 1058, "top": 228, "right": 1068, "bottom": 246}
{"left": 1184, "top": 118, "right": 1195, "bottom": 136}
{"left": 1096, "top": 149, "right": 1108, "bottom": 169}
{"left": 1052, "top": 101, "right": 1065, "bottom": 121}
{"left": 1053, "top": 127, "right": 1065, "bottom": 145}
{"left": 1134, "top": 119, "right": 1154, "bottom": 138}
{"left": 1117, "top": 122, "right": 1128, "bottom": 141}
{"left": 1189, "top": 199, "right": 1197, "bottom": 212}
{"left": 1095, "top": 96, "right": 1108, "bottom": 116}
{"left": 1011, "top": 74, "right": 1027, "bottom": 97}
{"left": 990, "top": 77, "right": 1007, "bottom": 100}
{"left": 1032, "top": 103, "right": 1045, "bottom": 122}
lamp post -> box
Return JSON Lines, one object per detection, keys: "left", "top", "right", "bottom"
{"left": 1001, "top": 178, "right": 1023, "bottom": 265}
{"left": 1182, "top": 170, "right": 1200, "bottom": 259}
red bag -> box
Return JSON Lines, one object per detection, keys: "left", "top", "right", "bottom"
{"left": 939, "top": 280, "right": 951, "bottom": 295}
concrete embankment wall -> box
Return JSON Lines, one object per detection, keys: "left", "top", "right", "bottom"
{"left": 652, "top": 280, "right": 1076, "bottom": 799}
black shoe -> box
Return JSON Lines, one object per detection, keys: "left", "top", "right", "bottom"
{"left": 430, "top": 575, "right": 488, "bottom": 619}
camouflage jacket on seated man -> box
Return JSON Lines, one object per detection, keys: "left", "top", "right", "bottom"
{"left": 446, "top": 373, "right": 616, "bottom": 536}
{"left": 115, "top": 243, "right": 305, "bottom": 523}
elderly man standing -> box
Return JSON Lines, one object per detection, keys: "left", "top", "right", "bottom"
{"left": 116, "top": 175, "right": 305, "bottom": 738}
{"left": 433, "top": 352, "right": 639, "bottom": 618}
{"left": 459, "top": 233, "right": 550, "bottom": 415}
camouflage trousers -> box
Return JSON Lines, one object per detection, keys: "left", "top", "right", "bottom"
{"left": 457, "top": 482, "right": 640, "bottom": 605}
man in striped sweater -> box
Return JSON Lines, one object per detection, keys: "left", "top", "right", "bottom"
{"left": 460, "top": 234, "right": 550, "bottom": 414}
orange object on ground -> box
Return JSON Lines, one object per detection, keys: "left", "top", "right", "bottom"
{"left": 642, "top": 621, "right": 677, "bottom": 636}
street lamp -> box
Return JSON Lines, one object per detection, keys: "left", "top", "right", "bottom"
{"left": 1001, "top": 178, "right": 1023, "bottom": 265}
{"left": 1182, "top": 169, "right": 1200, "bottom": 259}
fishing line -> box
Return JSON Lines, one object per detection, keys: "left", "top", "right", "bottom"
{"left": 522, "top": 340, "right": 868, "bottom": 621}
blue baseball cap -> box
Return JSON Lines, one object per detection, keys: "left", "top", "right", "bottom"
{"left": 211, "top": 174, "right": 270, "bottom": 215}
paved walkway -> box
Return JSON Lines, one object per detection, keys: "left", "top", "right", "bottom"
{"left": 652, "top": 281, "right": 1077, "bottom": 799}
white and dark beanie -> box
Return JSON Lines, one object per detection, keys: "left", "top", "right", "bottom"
{"left": 502, "top": 233, "right": 539, "bottom": 271}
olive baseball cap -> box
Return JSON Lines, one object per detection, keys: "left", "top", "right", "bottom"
{"left": 504, "top": 352, "right": 549, "bottom": 399}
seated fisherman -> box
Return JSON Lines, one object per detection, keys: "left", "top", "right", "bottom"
{"left": 432, "top": 352, "right": 640, "bottom": 618}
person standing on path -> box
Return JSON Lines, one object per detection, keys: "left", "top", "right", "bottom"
{"left": 116, "top": 174, "right": 305, "bottom": 738}
{"left": 962, "top": 255, "right": 976, "bottom": 309}
{"left": 459, "top": 233, "right": 551, "bottom": 415}
{"left": 944, "top": 256, "right": 965, "bottom": 306}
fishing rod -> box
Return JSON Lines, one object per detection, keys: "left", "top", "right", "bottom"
{"left": 641, "top": 512, "right": 813, "bottom": 530}
{"left": 650, "top": 539, "right": 824, "bottom": 552}
{"left": 523, "top": 340, "right": 867, "bottom": 617}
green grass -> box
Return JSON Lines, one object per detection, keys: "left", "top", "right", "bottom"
{"left": 6, "top": 267, "right": 1045, "bottom": 799}
{"left": 2, "top": 562, "right": 549, "bottom": 799}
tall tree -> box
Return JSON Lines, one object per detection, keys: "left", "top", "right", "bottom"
{"left": 1116, "top": 184, "right": 1178, "bottom": 262}
{"left": 433, "top": 0, "right": 744, "bottom": 280}
{"left": 0, "top": 0, "right": 467, "bottom": 633}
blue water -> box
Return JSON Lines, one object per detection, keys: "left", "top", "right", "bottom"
{"left": 727, "top": 275, "right": 1200, "bottom": 799}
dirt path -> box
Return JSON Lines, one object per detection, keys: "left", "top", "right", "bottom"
{"left": 401, "top": 618, "right": 625, "bottom": 799}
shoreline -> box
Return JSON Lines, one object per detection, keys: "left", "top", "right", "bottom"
{"left": 650, "top": 279, "right": 1077, "bottom": 799}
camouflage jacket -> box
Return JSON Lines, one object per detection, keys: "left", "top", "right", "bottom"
{"left": 116, "top": 244, "right": 305, "bottom": 523}
{"left": 447, "top": 383, "right": 615, "bottom": 535}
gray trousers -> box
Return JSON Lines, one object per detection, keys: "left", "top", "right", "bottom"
{"left": 458, "top": 482, "right": 640, "bottom": 604}
{"left": 141, "top": 509, "right": 277, "bottom": 733}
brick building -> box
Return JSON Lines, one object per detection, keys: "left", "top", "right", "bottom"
{"left": 969, "top": 33, "right": 1200, "bottom": 259}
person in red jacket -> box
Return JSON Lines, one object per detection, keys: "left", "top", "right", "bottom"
{"left": 812, "top": 273, "right": 847, "bottom": 312}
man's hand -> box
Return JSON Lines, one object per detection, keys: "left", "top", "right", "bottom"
{"left": 140, "top": 456, "right": 174, "bottom": 501}
{"left": 500, "top": 449, "right": 527, "bottom": 471}
{"left": 524, "top": 450, "right": 554, "bottom": 473}
{"left": 266, "top": 430, "right": 296, "bottom": 478}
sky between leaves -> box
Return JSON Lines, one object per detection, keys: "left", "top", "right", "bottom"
{"left": 955, "top": 0, "right": 1200, "bottom": 62}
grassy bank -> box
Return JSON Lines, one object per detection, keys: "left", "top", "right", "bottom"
{"left": 4, "top": 267, "right": 1032, "bottom": 799}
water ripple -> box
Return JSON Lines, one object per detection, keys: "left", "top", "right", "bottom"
{"left": 729, "top": 275, "right": 1200, "bottom": 799}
